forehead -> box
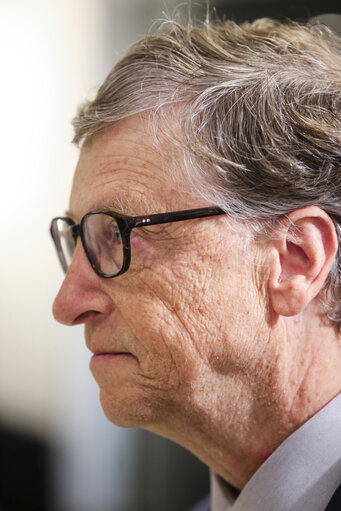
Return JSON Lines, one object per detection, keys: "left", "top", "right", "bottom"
{"left": 70, "top": 115, "right": 185, "bottom": 219}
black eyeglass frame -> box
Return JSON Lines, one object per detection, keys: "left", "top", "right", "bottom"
{"left": 50, "top": 206, "right": 225, "bottom": 278}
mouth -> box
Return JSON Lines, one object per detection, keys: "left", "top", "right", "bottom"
{"left": 89, "top": 344, "right": 135, "bottom": 358}
{"left": 90, "top": 346, "right": 134, "bottom": 357}
{"left": 86, "top": 338, "right": 136, "bottom": 365}
{"left": 90, "top": 351, "right": 135, "bottom": 371}
{"left": 92, "top": 351, "right": 133, "bottom": 358}
{"left": 87, "top": 341, "right": 132, "bottom": 355}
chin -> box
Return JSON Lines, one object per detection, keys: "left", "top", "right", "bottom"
{"left": 99, "top": 388, "right": 160, "bottom": 428}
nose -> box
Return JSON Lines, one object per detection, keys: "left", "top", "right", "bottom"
{"left": 52, "top": 243, "right": 113, "bottom": 326}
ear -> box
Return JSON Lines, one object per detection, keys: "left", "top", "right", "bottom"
{"left": 268, "top": 206, "right": 338, "bottom": 317}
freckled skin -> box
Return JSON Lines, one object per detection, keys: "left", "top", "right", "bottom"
{"left": 53, "top": 115, "right": 341, "bottom": 490}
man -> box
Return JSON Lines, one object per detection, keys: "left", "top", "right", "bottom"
{"left": 50, "top": 15, "right": 341, "bottom": 511}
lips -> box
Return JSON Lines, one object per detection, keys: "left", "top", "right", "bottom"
{"left": 86, "top": 337, "right": 130, "bottom": 355}
{"left": 86, "top": 329, "right": 135, "bottom": 359}
{"left": 90, "top": 346, "right": 132, "bottom": 356}
{"left": 90, "top": 351, "right": 135, "bottom": 369}
{"left": 93, "top": 351, "right": 132, "bottom": 356}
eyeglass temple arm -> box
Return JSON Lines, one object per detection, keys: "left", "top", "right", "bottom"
{"left": 132, "top": 207, "right": 225, "bottom": 228}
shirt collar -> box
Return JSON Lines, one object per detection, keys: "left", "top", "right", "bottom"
{"left": 211, "top": 392, "right": 341, "bottom": 511}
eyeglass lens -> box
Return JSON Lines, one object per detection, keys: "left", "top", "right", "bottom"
{"left": 52, "top": 214, "right": 125, "bottom": 276}
{"left": 82, "top": 213, "right": 124, "bottom": 275}
{"left": 51, "top": 218, "right": 75, "bottom": 273}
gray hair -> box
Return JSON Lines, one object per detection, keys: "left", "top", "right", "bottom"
{"left": 72, "top": 17, "right": 341, "bottom": 326}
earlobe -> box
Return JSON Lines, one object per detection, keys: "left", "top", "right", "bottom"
{"left": 268, "top": 206, "right": 338, "bottom": 317}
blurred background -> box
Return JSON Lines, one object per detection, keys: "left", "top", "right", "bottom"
{"left": 0, "top": 1, "right": 340, "bottom": 510}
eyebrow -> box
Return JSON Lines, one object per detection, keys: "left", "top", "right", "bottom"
{"left": 101, "top": 197, "right": 140, "bottom": 216}
{"left": 65, "top": 195, "right": 156, "bottom": 221}
{"left": 104, "top": 194, "right": 160, "bottom": 216}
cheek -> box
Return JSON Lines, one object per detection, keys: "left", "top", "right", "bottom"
{"left": 116, "top": 232, "right": 265, "bottom": 385}
{"left": 116, "top": 265, "right": 206, "bottom": 382}
{"left": 136, "top": 262, "right": 217, "bottom": 361}
{"left": 139, "top": 253, "right": 265, "bottom": 376}
{"left": 116, "top": 284, "right": 186, "bottom": 381}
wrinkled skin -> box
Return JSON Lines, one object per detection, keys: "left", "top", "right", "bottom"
{"left": 53, "top": 115, "right": 341, "bottom": 489}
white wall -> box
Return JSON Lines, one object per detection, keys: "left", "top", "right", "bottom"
{"left": 0, "top": 0, "right": 106, "bottom": 438}
{"left": 0, "top": 1, "right": 181, "bottom": 510}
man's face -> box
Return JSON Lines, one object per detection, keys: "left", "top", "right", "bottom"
{"left": 53, "top": 115, "right": 268, "bottom": 437}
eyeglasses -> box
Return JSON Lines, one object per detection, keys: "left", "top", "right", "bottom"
{"left": 50, "top": 207, "right": 225, "bottom": 278}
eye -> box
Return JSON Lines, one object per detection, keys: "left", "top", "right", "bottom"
{"left": 111, "top": 227, "right": 122, "bottom": 244}
{"left": 102, "top": 218, "right": 122, "bottom": 245}
{"left": 111, "top": 226, "right": 122, "bottom": 244}
{"left": 115, "top": 229, "right": 121, "bottom": 243}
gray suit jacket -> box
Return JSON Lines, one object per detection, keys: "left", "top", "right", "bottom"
{"left": 189, "top": 483, "right": 341, "bottom": 511}
{"left": 189, "top": 496, "right": 210, "bottom": 511}
{"left": 325, "top": 483, "right": 341, "bottom": 511}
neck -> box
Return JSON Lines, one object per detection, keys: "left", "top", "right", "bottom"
{"left": 145, "top": 310, "right": 341, "bottom": 490}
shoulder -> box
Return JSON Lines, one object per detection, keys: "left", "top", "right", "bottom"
{"left": 188, "top": 495, "right": 210, "bottom": 511}
{"left": 325, "top": 483, "right": 341, "bottom": 510}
